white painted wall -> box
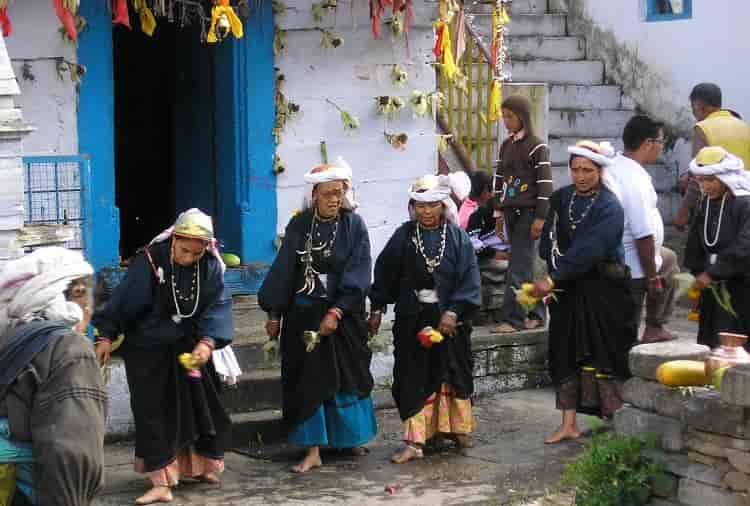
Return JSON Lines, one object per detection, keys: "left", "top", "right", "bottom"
{"left": 275, "top": 0, "right": 439, "bottom": 258}
{"left": 4, "top": 0, "right": 78, "bottom": 155}
{"left": 581, "top": 0, "right": 750, "bottom": 122}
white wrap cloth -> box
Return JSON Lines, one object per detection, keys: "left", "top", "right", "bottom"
{"left": 303, "top": 156, "right": 358, "bottom": 211}
{"left": 408, "top": 174, "right": 459, "bottom": 224}
{"left": 689, "top": 146, "right": 750, "bottom": 197}
{"left": 567, "top": 140, "right": 620, "bottom": 199}
{"left": 0, "top": 247, "right": 93, "bottom": 337}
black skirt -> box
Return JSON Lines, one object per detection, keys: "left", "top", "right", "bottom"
{"left": 391, "top": 303, "right": 474, "bottom": 421}
{"left": 697, "top": 279, "right": 750, "bottom": 350}
{"left": 548, "top": 273, "right": 637, "bottom": 385}
{"left": 120, "top": 338, "right": 231, "bottom": 472}
{"left": 280, "top": 296, "right": 374, "bottom": 430}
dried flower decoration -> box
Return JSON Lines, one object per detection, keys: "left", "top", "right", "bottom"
{"left": 376, "top": 96, "right": 404, "bottom": 118}
{"left": 384, "top": 131, "right": 408, "bottom": 150}
{"left": 320, "top": 29, "right": 344, "bottom": 49}
{"left": 312, "top": 0, "right": 337, "bottom": 24}
{"left": 390, "top": 12, "right": 404, "bottom": 38}
{"left": 391, "top": 65, "right": 408, "bottom": 88}
{"left": 273, "top": 28, "right": 287, "bottom": 55}
{"left": 409, "top": 90, "right": 429, "bottom": 117}
{"left": 272, "top": 154, "right": 285, "bottom": 175}
{"left": 326, "top": 99, "right": 360, "bottom": 133}
{"left": 272, "top": 0, "right": 287, "bottom": 16}
{"left": 437, "top": 134, "right": 452, "bottom": 154}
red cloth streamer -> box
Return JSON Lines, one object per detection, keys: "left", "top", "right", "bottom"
{"left": 0, "top": 8, "right": 11, "bottom": 37}
{"left": 52, "top": 0, "right": 78, "bottom": 41}
{"left": 112, "top": 0, "right": 131, "bottom": 29}
{"left": 370, "top": 0, "right": 384, "bottom": 39}
{"left": 432, "top": 23, "right": 445, "bottom": 58}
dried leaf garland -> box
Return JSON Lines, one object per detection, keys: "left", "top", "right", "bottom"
{"left": 375, "top": 96, "right": 405, "bottom": 118}
{"left": 437, "top": 134, "right": 452, "bottom": 153}
{"left": 272, "top": 0, "right": 287, "bottom": 16}
{"left": 384, "top": 131, "right": 408, "bottom": 151}
{"left": 320, "top": 29, "right": 344, "bottom": 49}
{"left": 273, "top": 28, "right": 287, "bottom": 55}
{"left": 273, "top": 71, "right": 300, "bottom": 144}
{"left": 391, "top": 65, "right": 408, "bottom": 88}
{"left": 409, "top": 90, "right": 429, "bottom": 117}
{"left": 272, "top": 154, "right": 286, "bottom": 175}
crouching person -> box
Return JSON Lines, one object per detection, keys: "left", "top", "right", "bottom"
{"left": 0, "top": 247, "right": 106, "bottom": 506}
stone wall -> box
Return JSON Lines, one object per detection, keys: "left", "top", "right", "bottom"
{"left": 615, "top": 342, "right": 750, "bottom": 505}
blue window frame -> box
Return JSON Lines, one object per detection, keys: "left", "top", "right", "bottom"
{"left": 646, "top": 0, "right": 692, "bottom": 22}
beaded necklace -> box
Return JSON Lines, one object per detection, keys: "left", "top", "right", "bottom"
{"left": 296, "top": 209, "right": 339, "bottom": 295}
{"left": 568, "top": 190, "right": 599, "bottom": 231}
{"left": 416, "top": 220, "right": 447, "bottom": 273}
{"left": 170, "top": 260, "right": 200, "bottom": 324}
{"left": 703, "top": 193, "right": 727, "bottom": 248}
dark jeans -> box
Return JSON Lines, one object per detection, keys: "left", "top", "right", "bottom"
{"left": 629, "top": 247, "right": 679, "bottom": 331}
{"left": 500, "top": 207, "right": 545, "bottom": 328}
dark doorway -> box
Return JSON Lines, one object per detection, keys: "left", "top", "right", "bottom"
{"left": 113, "top": 23, "right": 178, "bottom": 260}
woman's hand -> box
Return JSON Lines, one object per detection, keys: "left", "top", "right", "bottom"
{"left": 530, "top": 218, "right": 545, "bottom": 241}
{"left": 694, "top": 272, "right": 713, "bottom": 290}
{"left": 438, "top": 311, "right": 458, "bottom": 337}
{"left": 95, "top": 339, "right": 112, "bottom": 365}
{"left": 530, "top": 278, "right": 553, "bottom": 298}
{"left": 266, "top": 319, "right": 281, "bottom": 340}
{"left": 367, "top": 311, "right": 382, "bottom": 337}
{"left": 192, "top": 341, "right": 212, "bottom": 367}
{"left": 319, "top": 314, "right": 339, "bottom": 336}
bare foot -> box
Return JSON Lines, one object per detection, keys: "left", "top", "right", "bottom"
{"left": 641, "top": 327, "right": 676, "bottom": 343}
{"left": 491, "top": 323, "right": 518, "bottom": 334}
{"left": 544, "top": 427, "right": 583, "bottom": 445}
{"left": 196, "top": 472, "right": 221, "bottom": 484}
{"left": 135, "top": 486, "right": 173, "bottom": 505}
{"left": 290, "top": 452, "right": 322, "bottom": 473}
{"left": 391, "top": 445, "right": 424, "bottom": 464}
{"left": 524, "top": 319, "right": 542, "bottom": 330}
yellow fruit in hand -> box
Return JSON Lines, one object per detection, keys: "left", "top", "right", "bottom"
{"left": 430, "top": 330, "right": 444, "bottom": 343}
{"left": 178, "top": 353, "right": 198, "bottom": 371}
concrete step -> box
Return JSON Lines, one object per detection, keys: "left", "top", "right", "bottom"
{"left": 471, "top": 13, "right": 567, "bottom": 37}
{"left": 549, "top": 136, "right": 622, "bottom": 165}
{"left": 549, "top": 84, "right": 630, "bottom": 110}
{"left": 511, "top": 35, "right": 586, "bottom": 61}
{"left": 230, "top": 409, "right": 284, "bottom": 449}
{"left": 549, "top": 108, "right": 632, "bottom": 137}
{"left": 221, "top": 369, "right": 282, "bottom": 414}
{"left": 510, "top": 60, "right": 603, "bottom": 85}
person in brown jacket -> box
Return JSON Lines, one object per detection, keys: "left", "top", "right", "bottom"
{"left": 492, "top": 96, "right": 553, "bottom": 333}
{"left": 0, "top": 247, "right": 106, "bottom": 506}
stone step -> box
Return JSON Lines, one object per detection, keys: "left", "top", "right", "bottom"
{"left": 511, "top": 36, "right": 586, "bottom": 61}
{"left": 229, "top": 409, "right": 284, "bottom": 449}
{"left": 511, "top": 60, "right": 603, "bottom": 85}
{"left": 221, "top": 369, "right": 283, "bottom": 415}
{"left": 549, "top": 108, "right": 631, "bottom": 137}
{"left": 550, "top": 84, "right": 630, "bottom": 110}
{"left": 471, "top": 13, "right": 567, "bottom": 37}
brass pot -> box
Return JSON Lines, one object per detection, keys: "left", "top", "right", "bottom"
{"left": 704, "top": 332, "right": 750, "bottom": 378}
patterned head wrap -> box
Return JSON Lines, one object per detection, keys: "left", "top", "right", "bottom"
{"left": 567, "top": 140, "right": 620, "bottom": 199}
{"left": 689, "top": 146, "right": 750, "bottom": 197}
{"left": 408, "top": 174, "right": 458, "bottom": 224}
{"left": 303, "top": 156, "right": 358, "bottom": 211}
{"left": 150, "top": 208, "right": 225, "bottom": 272}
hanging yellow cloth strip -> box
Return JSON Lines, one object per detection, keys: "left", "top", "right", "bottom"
{"left": 133, "top": 0, "right": 156, "bottom": 36}
{"left": 487, "top": 78, "right": 502, "bottom": 123}
{"left": 207, "top": 0, "right": 244, "bottom": 43}
{"left": 433, "top": 21, "right": 458, "bottom": 81}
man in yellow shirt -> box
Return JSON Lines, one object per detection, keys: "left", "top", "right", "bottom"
{"left": 674, "top": 83, "right": 750, "bottom": 229}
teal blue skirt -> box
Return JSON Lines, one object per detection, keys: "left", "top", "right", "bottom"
{"left": 0, "top": 418, "right": 36, "bottom": 505}
{"left": 288, "top": 394, "right": 377, "bottom": 448}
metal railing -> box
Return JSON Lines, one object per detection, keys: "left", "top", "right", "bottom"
{"left": 438, "top": 11, "right": 502, "bottom": 174}
{"left": 22, "top": 155, "right": 92, "bottom": 258}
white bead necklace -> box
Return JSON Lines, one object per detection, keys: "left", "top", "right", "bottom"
{"left": 703, "top": 193, "right": 727, "bottom": 248}
{"left": 170, "top": 260, "right": 201, "bottom": 324}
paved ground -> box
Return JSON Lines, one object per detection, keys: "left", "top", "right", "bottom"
{"left": 94, "top": 388, "right": 593, "bottom": 506}
{"left": 94, "top": 308, "right": 699, "bottom": 505}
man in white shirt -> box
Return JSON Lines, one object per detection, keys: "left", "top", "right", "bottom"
{"left": 609, "top": 115, "right": 679, "bottom": 343}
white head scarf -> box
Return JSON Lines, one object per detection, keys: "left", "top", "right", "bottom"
{"left": 689, "top": 147, "right": 750, "bottom": 197}
{"left": 150, "top": 208, "right": 226, "bottom": 273}
{"left": 0, "top": 247, "right": 94, "bottom": 337}
{"left": 408, "top": 174, "right": 459, "bottom": 224}
{"left": 303, "top": 156, "right": 358, "bottom": 211}
{"left": 447, "top": 171, "right": 471, "bottom": 202}
{"left": 567, "top": 140, "right": 620, "bottom": 199}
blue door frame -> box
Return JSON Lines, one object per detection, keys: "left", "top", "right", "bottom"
{"left": 77, "top": 4, "right": 277, "bottom": 293}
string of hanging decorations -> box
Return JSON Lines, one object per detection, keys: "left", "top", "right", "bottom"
{"left": 486, "top": 0, "right": 511, "bottom": 122}
{"left": 0, "top": 0, "right": 245, "bottom": 43}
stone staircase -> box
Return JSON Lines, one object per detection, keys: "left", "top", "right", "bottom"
{"left": 462, "top": 0, "right": 682, "bottom": 223}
